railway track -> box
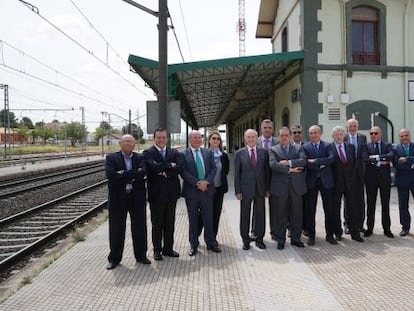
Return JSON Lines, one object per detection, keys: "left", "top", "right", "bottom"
{"left": 0, "top": 162, "right": 104, "bottom": 199}
{"left": 0, "top": 181, "right": 107, "bottom": 271}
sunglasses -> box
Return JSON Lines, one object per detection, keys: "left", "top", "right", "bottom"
{"left": 293, "top": 131, "right": 301, "bottom": 134}
{"left": 370, "top": 132, "right": 379, "bottom": 135}
{"left": 211, "top": 137, "right": 221, "bottom": 140}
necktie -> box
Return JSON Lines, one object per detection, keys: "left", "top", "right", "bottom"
{"left": 313, "top": 143, "right": 319, "bottom": 154}
{"left": 195, "top": 149, "right": 205, "bottom": 180}
{"left": 403, "top": 145, "right": 409, "bottom": 157}
{"left": 283, "top": 146, "right": 289, "bottom": 155}
{"left": 375, "top": 143, "right": 380, "bottom": 155}
{"left": 339, "top": 145, "right": 347, "bottom": 165}
{"left": 160, "top": 149, "right": 165, "bottom": 160}
{"left": 264, "top": 139, "right": 269, "bottom": 151}
{"left": 250, "top": 148, "right": 256, "bottom": 168}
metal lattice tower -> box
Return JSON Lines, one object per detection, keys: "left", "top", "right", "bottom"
{"left": 238, "top": 0, "right": 246, "bottom": 56}
{"left": 80, "top": 106, "right": 86, "bottom": 153}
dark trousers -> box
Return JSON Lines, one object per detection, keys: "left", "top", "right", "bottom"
{"left": 366, "top": 172, "right": 391, "bottom": 232}
{"left": 212, "top": 187, "right": 225, "bottom": 238}
{"left": 240, "top": 194, "right": 265, "bottom": 243}
{"left": 186, "top": 191, "right": 216, "bottom": 248}
{"left": 271, "top": 188, "right": 303, "bottom": 243}
{"left": 397, "top": 186, "right": 414, "bottom": 231}
{"left": 150, "top": 200, "right": 177, "bottom": 253}
{"left": 108, "top": 193, "right": 147, "bottom": 263}
{"left": 306, "top": 179, "right": 334, "bottom": 239}
{"left": 333, "top": 182, "right": 360, "bottom": 238}
{"left": 344, "top": 178, "right": 365, "bottom": 230}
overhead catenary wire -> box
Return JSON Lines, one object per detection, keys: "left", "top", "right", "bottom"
{"left": 177, "top": 0, "right": 193, "bottom": 60}
{"left": 17, "top": 0, "right": 149, "bottom": 97}
{"left": 168, "top": 7, "right": 185, "bottom": 63}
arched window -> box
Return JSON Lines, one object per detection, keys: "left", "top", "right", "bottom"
{"left": 352, "top": 6, "right": 379, "bottom": 65}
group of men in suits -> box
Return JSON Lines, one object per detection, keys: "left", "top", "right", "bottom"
{"left": 235, "top": 118, "right": 414, "bottom": 250}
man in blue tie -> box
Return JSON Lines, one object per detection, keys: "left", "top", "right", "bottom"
{"left": 393, "top": 129, "right": 414, "bottom": 236}
{"left": 181, "top": 130, "right": 220, "bottom": 256}
{"left": 143, "top": 128, "right": 184, "bottom": 261}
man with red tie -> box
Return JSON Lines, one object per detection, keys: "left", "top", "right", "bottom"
{"left": 364, "top": 126, "right": 394, "bottom": 238}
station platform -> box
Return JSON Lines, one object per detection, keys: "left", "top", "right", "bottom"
{"left": 1, "top": 157, "right": 414, "bottom": 310}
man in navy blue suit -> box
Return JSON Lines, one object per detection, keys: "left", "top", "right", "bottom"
{"left": 144, "top": 128, "right": 184, "bottom": 261}
{"left": 393, "top": 129, "right": 414, "bottom": 236}
{"left": 364, "top": 126, "right": 394, "bottom": 238}
{"left": 181, "top": 130, "right": 220, "bottom": 256}
{"left": 105, "top": 134, "right": 150, "bottom": 269}
{"left": 303, "top": 125, "right": 335, "bottom": 246}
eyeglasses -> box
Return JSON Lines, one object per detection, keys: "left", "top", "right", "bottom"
{"left": 211, "top": 137, "right": 221, "bottom": 140}
{"left": 370, "top": 132, "right": 379, "bottom": 135}
{"left": 293, "top": 131, "right": 301, "bottom": 134}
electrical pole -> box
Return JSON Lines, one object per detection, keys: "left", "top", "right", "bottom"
{"left": 0, "top": 84, "right": 9, "bottom": 159}
{"left": 80, "top": 106, "right": 86, "bottom": 153}
{"left": 129, "top": 109, "right": 132, "bottom": 134}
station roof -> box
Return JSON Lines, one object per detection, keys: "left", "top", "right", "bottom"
{"left": 128, "top": 50, "right": 304, "bottom": 129}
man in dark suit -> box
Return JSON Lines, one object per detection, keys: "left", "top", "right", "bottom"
{"left": 344, "top": 118, "right": 367, "bottom": 234}
{"left": 235, "top": 129, "right": 269, "bottom": 250}
{"left": 303, "top": 125, "right": 335, "bottom": 246}
{"left": 255, "top": 119, "right": 278, "bottom": 240}
{"left": 143, "top": 128, "right": 184, "bottom": 261}
{"left": 328, "top": 126, "right": 364, "bottom": 242}
{"left": 181, "top": 130, "right": 220, "bottom": 256}
{"left": 105, "top": 134, "right": 150, "bottom": 269}
{"left": 393, "top": 129, "right": 414, "bottom": 236}
{"left": 269, "top": 127, "right": 307, "bottom": 250}
{"left": 364, "top": 126, "right": 394, "bottom": 238}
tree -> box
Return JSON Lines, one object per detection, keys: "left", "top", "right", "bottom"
{"left": 100, "top": 121, "right": 111, "bottom": 131}
{"left": 65, "top": 121, "right": 86, "bottom": 147}
{"left": 16, "top": 124, "right": 29, "bottom": 144}
{"left": 122, "top": 123, "right": 144, "bottom": 142}
{"left": 20, "top": 116, "right": 34, "bottom": 129}
{"left": 0, "top": 109, "right": 18, "bottom": 128}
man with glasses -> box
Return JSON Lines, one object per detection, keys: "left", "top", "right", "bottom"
{"left": 291, "top": 125, "right": 304, "bottom": 145}
{"left": 344, "top": 118, "right": 367, "bottom": 235}
{"left": 364, "top": 126, "right": 394, "bottom": 238}
{"left": 393, "top": 129, "right": 414, "bottom": 236}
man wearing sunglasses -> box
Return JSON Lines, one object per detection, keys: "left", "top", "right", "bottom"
{"left": 364, "top": 126, "right": 394, "bottom": 238}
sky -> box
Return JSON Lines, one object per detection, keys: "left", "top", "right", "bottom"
{"left": 0, "top": 0, "right": 271, "bottom": 134}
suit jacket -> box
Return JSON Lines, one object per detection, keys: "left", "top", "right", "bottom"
{"left": 303, "top": 140, "right": 335, "bottom": 189}
{"left": 364, "top": 140, "right": 393, "bottom": 183}
{"left": 143, "top": 145, "right": 184, "bottom": 203}
{"left": 344, "top": 133, "right": 367, "bottom": 181}
{"left": 269, "top": 143, "right": 307, "bottom": 196}
{"left": 257, "top": 136, "right": 278, "bottom": 149}
{"left": 393, "top": 142, "right": 414, "bottom": 188}
{"left": 105, "top": 151, "right": 147, "bottom": 207}
{"left": 217, "top": 152, "right": 230, "bottom": 193}
{"left": 181, "top": 147, "right": 217, "bottom": 198}
{"left": 234, "top": 147, "right": 269, "bottom": 199}
{"left": 328, "top": 142, "right": 356, "bottom": 189}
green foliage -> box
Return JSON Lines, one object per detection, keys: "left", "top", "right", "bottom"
{"left": 20, "top": 116, "right": 34, "bottom": 129}
{"left": 0, "top": 109, "right": 18, "bottom": 128}
{"left": 65, "top": 121, "right": 86, "bottom": 147}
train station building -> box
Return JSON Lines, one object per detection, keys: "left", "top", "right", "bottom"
{"left": 128, "top": 0, "right": 414, "bottom": 147}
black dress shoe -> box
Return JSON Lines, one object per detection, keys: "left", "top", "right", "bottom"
{"left": 242, "top": 241, "right": 250, "bottom": 250}
{"left": 364, "top": 230, "right": 373, "bottom": 237}
{"left": 207, "top": 245, "right": 221, "bottom": 253}
{"left": 255, "top": 240, "right": 267, "bottom": 249}
{"left": 106, "top": 262, "right": 119, "bottom": 270}
{"left": 302, "top": 230, "right": 309, "bottom": 237}
{"left": 326, "top": 236, "right": 338, "bottom": 245}
{"left": 335, "top": 235, "right": 342, "bottom": 241}
{"left": 291, "top": 240, "right": 305, "bottom": 248}
{"left": 307, "top": 238, "right": 315, "bottom": 246}
{"left": 271, "top": 234, "right": 277, "bottom": 241}
{"left": 400, "top": 229, "right": 409, "bottom": 237}
{"left": 360, "top": 228, "right": 367, "bottom": 234}
{"left": 352, "top": 236, "right": 364, "bottom": 242}
{"left": 384, "top": 231, "right": 394, "bottom": 238}
{"left": 188, "top": 247, "right": 197, "bottom": 256}
{"left": 154, "top": 251, "right": 163, "bottom": 261}
{"left": 137, "top": 257, "right": 151, "bottom": 264}
{"left": 162, "top": 250, "right": 180, "bottom": 257}
{"left": 277, "top": 242, "right": 285, "bottom": 250}
{"left": 344, "top": 227, "right": 350, "bottom": 235}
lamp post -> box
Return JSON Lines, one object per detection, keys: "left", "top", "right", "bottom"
{"left": 121, "top": 0, "right": 168, "bottom": 130}
{"left": 100, "top": 111, "right": 108, "bottom": 157}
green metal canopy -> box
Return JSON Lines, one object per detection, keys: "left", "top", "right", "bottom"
{"left": 128, "top": 50, "right": 304, "bottom": 129}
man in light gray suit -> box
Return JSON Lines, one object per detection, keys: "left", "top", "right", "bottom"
{"left": 234, "top": 129, "right": 269, "bottom": 251}
{"left": 181, "top": 130, "right": 221, "bottom": 256}
{"left": 254, "top": 119, "right": 278, "bottom": 240}
{"left": 269, "top": 127, "right": 307, "bottom": 250}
